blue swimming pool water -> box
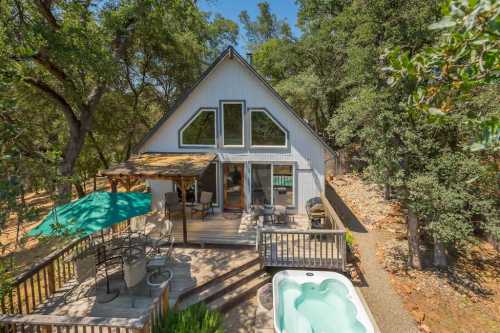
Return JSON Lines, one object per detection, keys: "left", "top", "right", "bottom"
{"left": 277, "top": 278, "right": 367, "bottom": 333}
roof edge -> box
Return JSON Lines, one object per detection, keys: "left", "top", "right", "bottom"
{"left": 133, "top": 46, "right": 334, "bottom": 155}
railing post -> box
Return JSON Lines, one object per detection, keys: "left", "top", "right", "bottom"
{"left": 162, "top": 287, "right": 169, "bottom": 320}
{"left": 40, "top": 325, "right": 52, "bottom": 333}
{"left": 46, "top": 262, "right": 56, "bottom": 296}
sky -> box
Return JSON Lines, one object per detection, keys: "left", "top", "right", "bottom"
{"left": 198, "top": 0, "right": 300, "bottom": 53}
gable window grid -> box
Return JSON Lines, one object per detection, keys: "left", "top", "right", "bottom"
{"left": 250, "top": 162, "right": 295, "bottom": 207}
{"left": 179, "top": 108, "right": 217, "bottom": 147}
{"left": 221, "top": 101, "right": 245, "bottom": 147}
{"left": 250, "top": 109, "right": 287, "bottom": 148}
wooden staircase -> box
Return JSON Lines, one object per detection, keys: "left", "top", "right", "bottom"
{"left": 175, "top": 257, "right": 270, "bottom": 313}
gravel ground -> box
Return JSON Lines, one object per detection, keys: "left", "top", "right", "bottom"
{"left": 330, "top": 176, "right": 419, "bottom": 333}
{"left": 223, "top": 296, "right": 258, "bottom": 333}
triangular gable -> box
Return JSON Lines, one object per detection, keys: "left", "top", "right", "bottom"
{"left": 134, "top": 46, "right": 334, "bottom": 155}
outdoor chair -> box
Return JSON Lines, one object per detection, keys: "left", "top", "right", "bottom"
{"left": 164, "top": 192, "right": 182, "bottom": 220}
{"left": 147, "top": 219, "right": 174, "bottom": 256}
{"left": 262, "top": 205, "right": 275, "bottom": 224}
{"left": 123, "top": 254, "right": 147, "bottom": 307}
{"left": 250, "top": 205, "right": 264, "bottom": 225}
{"left": 192, "top": 191, "right": 213, "bottom": 220}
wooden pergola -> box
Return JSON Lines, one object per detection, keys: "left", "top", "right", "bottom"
{"left": 100, "top": 152, "right": 217, "bottom": 243}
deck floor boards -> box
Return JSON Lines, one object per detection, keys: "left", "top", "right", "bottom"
{"left": 32, "top": 247, "right": 257, "bottom": 319}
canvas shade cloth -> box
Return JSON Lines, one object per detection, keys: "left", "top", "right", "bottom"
{"left": 27, "top": 192, "right": 152, "bottom": 237}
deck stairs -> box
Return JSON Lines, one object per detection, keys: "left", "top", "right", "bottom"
{"left": 175, "top": 256, "right": 270, "bottom": 313}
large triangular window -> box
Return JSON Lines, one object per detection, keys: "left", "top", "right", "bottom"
{"left": 180, "top": 109, "right": 216, "bottom": 147}
{"left": 251, "top": 110, "right": 287, "bottom": 147}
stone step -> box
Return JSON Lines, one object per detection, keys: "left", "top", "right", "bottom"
{"left": 208, "top": 272, "right": 271, "bottom": 313}
{"left": 176, "top": 262, "right": 263, "bottom": 310}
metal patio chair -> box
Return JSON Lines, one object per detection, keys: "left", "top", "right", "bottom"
{"left": 192, "top": 191, "right": 213, "bottom": 220}
{"left": 164, "top": 192, "right": 182, "bottom": 220}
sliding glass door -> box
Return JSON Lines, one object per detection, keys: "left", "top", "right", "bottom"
{"left": 251, "top": 164, "right": 294, "bottom": 207}
{"left": 251, "top": 164, "right": 272, "bottom": 205}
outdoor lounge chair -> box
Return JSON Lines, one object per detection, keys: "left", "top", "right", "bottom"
{"left": 191, "top": 191, "right": 213, "bottom": 220}
{"left": 164, "top": 192, "right": 182, "bottom": 220}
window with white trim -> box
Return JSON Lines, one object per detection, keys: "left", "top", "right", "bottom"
{"left": 250, "top": 110, "right": 287, "bottom": 147}
{"left": 222, "top": 102, "right": 244, "bottom": 147}
{"left": 180, "top": 109, "right": 216, "bottom": 146}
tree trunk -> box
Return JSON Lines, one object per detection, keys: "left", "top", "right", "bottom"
{"left": 93, "top": 175, "right": 97, "bottom": 192}
{"left": 433, "top": 238, "right": 447, "bottom": 268}
{"left": 74, "top": 183, "right": 85, "bottom": 198}
{"left": 15, "top": 186, "right": 26, "bottom": 248}
{"left": 407, "top": 210, "right": 422, "bottom": 269}
{"left": 384, "top": 183, "right": 391, "bottom": 200}
{"left": 57, "top": 107, "right": 96, "bottom": 202}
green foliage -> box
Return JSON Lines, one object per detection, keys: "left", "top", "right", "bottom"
{"left": 154, "top": 303, "right": 224, "bottom": 333}
{"left": 345, "top": 230, "right": 354, "bottom": 248}
{"left": 248, "top": 0, "right": 498, "bottom": 258}
{"left": 0, "top": 260, "right": 13, "bottom": 301}
{"left": 239, "top": 1, "right": 293, "bottom": 50}
{"left": 386, "top": 0, "right": 500, "bottom": 151}
{"left": 0, "top": 0, "right": 239, "bottom": 202}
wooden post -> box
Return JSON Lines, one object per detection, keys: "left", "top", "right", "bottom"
{"left": 180, "top": 177, "right": 188, "bottom": 243}
{"left": 126, "top": 176, "right": 131, "bottom": 191}
{"left": 47, "top": 263, "right": 56, "bottom": 295}
{"left": 162, "top": 287, "right": 169, "bottom": 319}
{"left": 109, "top": 178, "right": 117, "bottom": 193}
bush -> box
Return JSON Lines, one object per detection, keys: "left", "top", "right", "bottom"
{"left": 154, "top": 303, "right": 224, "bottom": 333}
{"left": 345, "top": 230, "right": 354, "bottom": 249}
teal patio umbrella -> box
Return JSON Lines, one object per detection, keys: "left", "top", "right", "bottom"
{"left": 28, "top": 191, "right": 152, "bottom": 237}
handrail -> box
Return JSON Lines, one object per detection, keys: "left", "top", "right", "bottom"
{"left": 0, "top": 314, "right": 144, "bottom": 329}
{"left": 14, "top": 236, "right": 90, "bottom": 284}
{"left": 259, "top": 227, "right": 345, "bottom": 234}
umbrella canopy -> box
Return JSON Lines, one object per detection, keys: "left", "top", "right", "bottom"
{"left": 28, "top": 192, "right": 152, "bottom": 237}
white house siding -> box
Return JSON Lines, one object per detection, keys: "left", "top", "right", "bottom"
{"left": 140, "top": 55, "right": 326, "bottom": 214}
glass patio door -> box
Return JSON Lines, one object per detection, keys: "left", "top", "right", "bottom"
{"left": 223, "top": 163, "right": 245, "bottom": 210}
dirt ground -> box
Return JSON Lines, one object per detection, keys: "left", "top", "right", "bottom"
{"left": 331, "top": 174, "right": 500, "bottom": 333}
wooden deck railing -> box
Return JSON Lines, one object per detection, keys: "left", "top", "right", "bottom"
{"left": 0, "top": 279, "right": 169, "bottom": 333}
{"left": 257, "top": 228, "right": 346, "bottom": 271}
{"left": 257, "top": 188, "right": 347, "bottom": 271}
{"left": 0, "top": 220, "right": 172, "bottom": 333}
{"left": 0, "top": 236, "right": 94, "bottom": 316}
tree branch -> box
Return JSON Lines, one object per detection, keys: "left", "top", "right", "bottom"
{"left": 32, "top": 49, "right": 78, "bottom": 93}
{"left": 34, "top": 0, "right": 60, "bottom": 31}
{"left": 24, "top": 78, "right": 80, "bottom": 131}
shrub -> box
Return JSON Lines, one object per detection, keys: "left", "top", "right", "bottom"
{"left": 154, "top": 303, "right": 224, "bottom": 333}
{"left": 345, "top": 230, "right": 354, "bottom": 249}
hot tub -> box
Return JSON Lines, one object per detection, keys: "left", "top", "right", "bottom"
{"left": 273, "top": 270, "right": 374, "bottom": 333}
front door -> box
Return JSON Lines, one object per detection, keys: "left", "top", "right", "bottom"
{"left": 223, "top": 163, "right": 245, "bottom": 210}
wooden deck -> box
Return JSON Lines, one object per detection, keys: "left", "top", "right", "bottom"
{"left": 28, "top": 246, "right": 257, "bottom": 319}
{"left": 170, "top": 211, "right": 310, "bottom": 246}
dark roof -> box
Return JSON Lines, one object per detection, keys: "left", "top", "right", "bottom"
{"left": 133, "top": 46, "right": 334, "bottom": 155}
